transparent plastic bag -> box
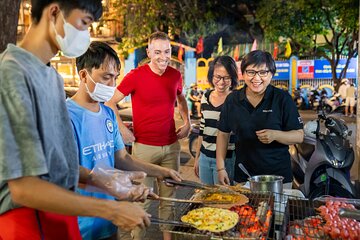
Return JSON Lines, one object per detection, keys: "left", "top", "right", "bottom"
{"left": 85, "top": 164, "right": 152, "bottom": 201}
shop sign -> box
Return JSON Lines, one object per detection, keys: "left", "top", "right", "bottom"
{"left": 297, "top": 60, "right": 314, "bottom": 79}
{"left": 314, "top": 58, "right": 357, "bottom": 79}
{"left": 273, "top": 61, "right": 290, "bottom": 80}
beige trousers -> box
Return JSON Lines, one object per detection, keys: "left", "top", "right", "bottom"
{"left": 131, "top": 141, "right": 180, "bottom": 240}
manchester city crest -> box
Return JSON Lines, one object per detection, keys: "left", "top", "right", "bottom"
{"left": 105, "top": 119, "right": 114, "bottom": 133}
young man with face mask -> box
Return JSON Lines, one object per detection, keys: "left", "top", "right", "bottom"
{"left": 107, "top": 31, "right": 191, "bottom": 240}
{"left": 0, "top": 1, "right": 153, "bottom": 239}
{"left": 67, "top": 41, "right": 183, "bottom": 240}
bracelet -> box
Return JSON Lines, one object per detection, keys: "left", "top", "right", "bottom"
{"left": 217, "top": 168, "right": 226, "bottom": 172}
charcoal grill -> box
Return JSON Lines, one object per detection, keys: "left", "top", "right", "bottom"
{"left": 166, "top": 188, "right": 358, "bottom": 239}
{"left": 168, "top": 191, "right": 274, "bottom": 240}
{"left": 272, "top": 196, "right": 328, "bottom": 240}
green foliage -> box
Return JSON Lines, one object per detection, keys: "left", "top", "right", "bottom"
{"left": 257, "top": 0, "right": 358, "bottom": 83}
{"left": 113, "top": 0, "right": 217, "bottom": 57}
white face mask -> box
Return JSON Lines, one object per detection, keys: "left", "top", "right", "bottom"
{"left": 52, "top": 11, "right": 91, "bottom": 58}
{"left": 85, "top": 71, "right": 116, "bottom": 102}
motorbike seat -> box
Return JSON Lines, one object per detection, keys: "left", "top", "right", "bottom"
{"left": 297, "top": 142, "right": 315, "bottom": 161}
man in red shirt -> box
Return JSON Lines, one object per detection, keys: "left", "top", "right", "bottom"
{"left": 107, "top": 31, "right": 190, "bottom": 240}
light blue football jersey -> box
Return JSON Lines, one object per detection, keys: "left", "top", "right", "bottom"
{"left": 67, "top": 99, "right": 125, "bottom": 240}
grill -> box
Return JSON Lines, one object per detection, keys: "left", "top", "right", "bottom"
{"left": 274, "top": 195, "right": 360, "bottom": 240}
{"left": 273, "top": 196, "right": 326, "bottom": 240}
{"left": 167, "top": 190, "right": 360, "bottom": 240}
{"left": 168, "top": 191, "right": 274, "bottom": 240}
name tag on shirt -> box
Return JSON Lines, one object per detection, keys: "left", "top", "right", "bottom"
{"left": 262, "top": 109, "right": 273, "bottom": 113}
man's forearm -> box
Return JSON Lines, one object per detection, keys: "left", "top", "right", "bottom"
{"left": 177, "top": 95, "right": 190, "bottom": 124}
{"left": 105, "top": 100, "right": 126, "bottom": 130}
{"left": 8, "top": 176, "right": 113, "bottom": 219}
{"left": 115, "top": 150, "right": 166, "bottom": 178}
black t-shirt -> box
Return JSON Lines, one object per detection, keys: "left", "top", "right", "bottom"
{"left": 218, "top": 85, "right": 303, "bottom": 183}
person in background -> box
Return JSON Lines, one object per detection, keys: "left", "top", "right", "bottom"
{"left": 216, "top": 50, "right": 304, "bottom": 188}
{"left": 67, "top": 41, "right": 182, "bottom": 240}
{"left": 187, "top": 83, "right": 202, "bottom": 118}
{"left": 345, "top": 83, "right": 356, "bottom": 117}
{"left": 0, "top": 1, "right": 153, "bottom": 239}
{"left": 106, "top": 31, "right": 190, "bottom": 240}
{"left": 194, "top": 56, "right": 238, "bottom": 185}
{"left": 338, "top": 78, "right": 349, "bottom": 104}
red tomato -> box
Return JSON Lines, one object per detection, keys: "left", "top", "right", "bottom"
{"left": 348, "top": 229, "right": 358, "bottom": 240}
{"left": 330, "top": 228, "right": 340, "bottom": 239}
{"left": 340, "top": 229, "right": 349, "bottom": 239}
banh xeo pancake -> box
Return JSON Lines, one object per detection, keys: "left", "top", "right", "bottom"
{"left": 181, "top": 207, "right": 239, "bottom": 232}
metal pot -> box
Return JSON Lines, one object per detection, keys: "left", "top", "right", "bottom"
{"left": 248, "top": 175, "right": 284, "bottom": 195}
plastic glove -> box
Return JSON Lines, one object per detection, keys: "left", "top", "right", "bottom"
{"left": 85, "top": 164, "right": 153, "bottom": 202}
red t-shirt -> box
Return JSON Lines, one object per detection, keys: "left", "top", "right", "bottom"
{"left": 118, "top": 64, "right": 182, "bottom": 146}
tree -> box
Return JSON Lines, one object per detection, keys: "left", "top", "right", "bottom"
{"left": 110, "top": 0, "right": 264, "bottom": 58}
{"left": 111, "top": 0, "right": 217, "bottom": 57}
{"left": 257, "top": 0, "right": 358, "bottom": 89}
{"left": 0, "top": 0, "right": 21, "bottom": 52}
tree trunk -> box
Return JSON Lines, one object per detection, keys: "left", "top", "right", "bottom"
{"left": 0, "top": 0, "right": 21, "bottom": 52}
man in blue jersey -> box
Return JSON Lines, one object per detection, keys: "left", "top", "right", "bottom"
{"left": 66, "top": 41, "right": 182, "bottom": 240}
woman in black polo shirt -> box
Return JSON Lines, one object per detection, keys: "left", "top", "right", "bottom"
{"left": 216, "top": 50, "right": 304, "bottom": 187}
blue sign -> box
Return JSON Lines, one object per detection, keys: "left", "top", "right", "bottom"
{"left": 273, "top": 61, "right": 290, "bottom": 80}
{"left": 314, "top": 58, "right": 357, "bottom": 79}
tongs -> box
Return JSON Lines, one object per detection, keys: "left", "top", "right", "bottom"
{"left": 147, "top": 195, "right": 233, "bottom": 204}
{"left": 150, "top": 217, "right": 192, "bottom": 227}
{"left": 163, "top": 178, "right": 213, "bottom": 190}
{"left": 163, "top": 178, "right": 237, "bottom": 193}
{"left": 339, "top": 208, "right": 360, "bottom": 220}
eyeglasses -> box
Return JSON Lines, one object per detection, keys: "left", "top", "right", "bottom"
{"left": 245, "top": 70, "right": 270, "bottom": 78}
{"left": 213, "top": 75, "right": 231, "bottom": 82}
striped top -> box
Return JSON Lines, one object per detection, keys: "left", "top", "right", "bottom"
{"left": 199, "top": 90, "right": 236, "bottom": 159}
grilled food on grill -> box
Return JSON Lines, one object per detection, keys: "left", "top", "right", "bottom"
{"left": 181, "top": 207, "right": 239, "bottom": 232}
{"left": 202, "top": 192, "right": 249, "bottom": 204}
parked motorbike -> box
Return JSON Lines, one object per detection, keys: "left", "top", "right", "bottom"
{"left": 293, "top": 88, "right": 309, "bottom": 110}
{"left": 289, "top": 110, "right": 356, "bottom": 199}
{"left": 188, "top": 123, "right": 200, "bottom": 158}
{"left": 308, "top": 89, "right": 321, "bottom": 111}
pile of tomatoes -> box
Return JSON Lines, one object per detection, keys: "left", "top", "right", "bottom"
{"left": 317, "top": 200, "right": 360, "bottom": 240}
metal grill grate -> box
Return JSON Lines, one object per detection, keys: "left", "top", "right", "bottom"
{"left": 169, "top": 192, "right": 274, "bottom": 240}
{"left": 272, "top": 195, "right": 327, "bottom": 240}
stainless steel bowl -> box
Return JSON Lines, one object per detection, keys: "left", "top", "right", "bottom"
{"left": 248, "top": 175, "right": 284, "bottom": 194}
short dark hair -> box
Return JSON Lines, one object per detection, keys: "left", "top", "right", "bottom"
{"left": 240, "top": 50, "right": 276, "bottom": 75}
{"left": 148, "top": 31, "right": 170, "bottom": 45}
{"left": 207, "top": 56, "right": 238, "bottom": 90}
{"left": 31, "top": 0, "right": 103, "bottom": 24}
{"left": 76, "top": 41, "right": 120, "bottom": 73}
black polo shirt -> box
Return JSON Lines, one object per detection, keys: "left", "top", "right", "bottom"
{"left": 218, "top": 85, "right": 303, "bottom": 183}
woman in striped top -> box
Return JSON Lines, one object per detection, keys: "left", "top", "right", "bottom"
{"left": 194, "top": 56, "right": 238, "bottom": 185}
